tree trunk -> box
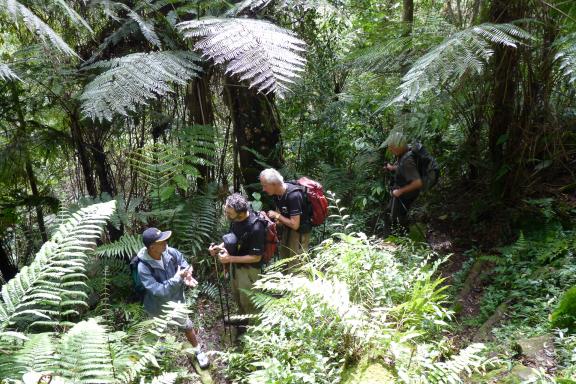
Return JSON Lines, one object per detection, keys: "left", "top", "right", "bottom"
{"left": 0, "top": 242, "right": 18, "bottom": 281}
{"left": 224, "top": 77, "right": 283, "bottom": 195}
{"left": 9, "top": 82, "right": 48, "bottom": 243}
{"left": 70, "top": 109, "right": 97, "bottom": 197}
{"left": 402, "top": 0, "right": 414, "bottom": 36}
{"left": 186, "top": 71, "right": 215, "bottom": 186}
{"left": 487, "top": 0, "right": 524, "bottom": 197}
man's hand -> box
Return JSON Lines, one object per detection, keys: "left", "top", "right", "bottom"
{"left": 267, "top": 210, "right": 280, "bottom": 220}
{"left": 209, "top": 243, "right": 221, "bottom": 257}
{"left": 385, "top": 163, "right": 397, "bottom": 172}
{"left": 392, "top": 189, "right": 402, "bottom": 198}
{"left": 218, "top": 248, "right": 232, "bottom": 264}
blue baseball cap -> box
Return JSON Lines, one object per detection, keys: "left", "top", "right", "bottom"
{"left": 142, "top": 227, "right": 172, "bottom": 247}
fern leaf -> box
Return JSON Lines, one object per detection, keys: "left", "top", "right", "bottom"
{"left": 556, "top": 32, "right": 576, "bottom": 85}
{"left": 177, "top": 17, "right": 306, "bottom": 97}
{"left": 146, "top": 372, "right": 179, "bottom": 384}
{"left": 95, "top": 234, "right": 143, "bottom": 260}
{"left": 57, "top": 319, "right": 115, "bottom": 383}
{"left": 388, "top": 23, "right": 531, "bottom": 106}
{"left": 0, "top": 63, "right": 21, "bottom": 81}
{"left": 0, "top": 201, "right": 116, "bottom": 330}
{"left": 128, "top": 10, "right": 162, "bottom": 48}
{"left": 1, "top": 0, "right": 77, "bottom": 56}
{"left": 80, "top": 51, "right": 202, "bottom": 121}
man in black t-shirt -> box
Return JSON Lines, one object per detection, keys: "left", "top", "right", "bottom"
{"left": 259, "top": 168, "right": 311, "bottom": 268}
{"left": 383, "top": 131, "right": 423, "bottom": 236}
{"left": 209, "top": 193, "right": 266, "bottom": 315}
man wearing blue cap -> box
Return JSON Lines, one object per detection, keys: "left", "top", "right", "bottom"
{"left": 137, "top": 227, "right": 209, "bottom": 368}
{"left": 209, "top": 193, "right": 266, "bottom": 315}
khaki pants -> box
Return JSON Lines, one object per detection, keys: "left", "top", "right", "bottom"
{"left": 279, "top": 229, "right": 310, "bottom": 270}
{"left": 230, "top": 266, "right": 261, "bottom": 315}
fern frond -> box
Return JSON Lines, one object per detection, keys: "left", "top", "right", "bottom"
{"left": 418, "top": 343, "right": 492, "bottom": 383}
{"left": 1, "top": 0, "right": 77, "bottom": 56}
{"left": 177, "top": 17, "right": 306, "bottom": 97}
{"left": 57, "top": 319, "right": 115, "bottom": 383}
{"left": 95, "top": 234, "right": 142, "bottom": 260}
{"left": 556, "top": 32, "right": 576, "bottom": 85}
{"left": 116, "top": 302, "right": 190, "bottom": 383}
{"left": 0, "top": 63, "right": 21, "bottom": 81}
{"left": 145, "top": 372, "right": 179, "bottom": 384}
{"left": 0, "top": 201, "right": 116, "bottom": 330}
{"left": 128, "top": 9, "right": 162, "bottom": 48}
{"left": 80, "top": 51, "right": 202, "bottom": 121}
{"left": 388, "top": 23, "right": 531, "bottom": 106}
{"left": 171, "top": 193, "right": 218, "bottom": 257}
{"left": 5, "top": 333, "right": 57, "bottom": 379}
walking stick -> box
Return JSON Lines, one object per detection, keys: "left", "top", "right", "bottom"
{"left": 213, "top": 251, "right": 232, "bottom": 343}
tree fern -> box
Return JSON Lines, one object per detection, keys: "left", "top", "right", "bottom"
{"left": 0, "top": 201, "right": 116, "bottom": 330}
{"left": 388, "top": 23, "right": 531, "bottom": 106}
{"left": 1, "top": 0, "right": 78, "bottom": 56}
{"left": 80, "top": 51, "right": 202, "bottom": 121}
{"left": 177, "top": 17, "right": 306, "bottom": 97}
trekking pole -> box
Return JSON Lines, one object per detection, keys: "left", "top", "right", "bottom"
{"left": 213, "top": 251, "right": 232, "bottom": 343}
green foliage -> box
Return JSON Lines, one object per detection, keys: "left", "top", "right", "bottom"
{"left": 177, "top": 17, "right": 307, "bottom": 96}
{"left": 0, "top": 201, "right": 116, "bottom": 330}
{"left": 0, "top": 302, "right": 193, "bottom": 383}
{"left": 80, "top": 51, "right": 202, "bottom": 121}
{"left": 389, "top": 23, "right": 531, "bottom": 106}
{"left": 551, "top": 286, "right": 576, "bottom": 334}
{"left": 225, "top": 232, "right": 491, "bottom": 383}
{"left": 95, "top": 234, "right": 142, "bottom": 260}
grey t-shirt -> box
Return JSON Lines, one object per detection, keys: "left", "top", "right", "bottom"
{"left": 394, "top": 150, "right": 421, "bottom": 200}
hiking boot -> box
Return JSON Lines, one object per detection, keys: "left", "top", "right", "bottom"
{"left": 195, "top": 350, "right": 210, "bottom": 369}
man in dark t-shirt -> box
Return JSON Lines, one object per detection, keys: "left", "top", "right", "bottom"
{"left": 259, "top": 168, "right": 311, "bottom": 268}
{"left": 383, "top": 131, "right": 423, "bottom": 236}
{"left": 209, "top": 193, "right": 266, "bottom": 314}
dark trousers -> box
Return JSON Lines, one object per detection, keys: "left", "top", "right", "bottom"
{"left": 384, "top": 195, "right": 416, "bottom": 236}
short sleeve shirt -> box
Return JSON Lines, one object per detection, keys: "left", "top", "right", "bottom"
{"left": 230, "top": 211, "right": 266, "bottom": 261}
{"left": 273, "top": 183, "right": 304, "bottom": 218}
{"left": 395, "top": 151, "right": 421, "bottom": 200}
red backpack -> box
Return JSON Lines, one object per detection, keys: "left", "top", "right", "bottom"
{"left": 255, "top": 211, "right": 279, "bottom": 264}
{"left": 293, "top": 177, "right": 329, "bottom": 227}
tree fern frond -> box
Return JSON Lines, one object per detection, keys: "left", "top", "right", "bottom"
{"left": 387, "top": 23, "right": 531, "bottom": 106}
{"left": 1, "top": 0, "right": 78, "bottom": 56}
{"left": 177, "top": 17, "right": 306, "bottom": 97}
{"left": 80, "top": 51, "right": 202, "bottom": 121}
{"left": 0, "top": 63, "right": 21, "bottom": 81}
{"left": 95, "top": 234, "right": 142, "bottom": 260}
{"left": 0, "top": 201, "right": 116, "bottom": 330}
{"left": 555, "top": 32, "right": 576, "bottom": 85}
{"left": 128, "top": 10, "right": 162, "bottom": 48}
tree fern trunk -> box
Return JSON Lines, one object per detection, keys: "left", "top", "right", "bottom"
{"left": 487, "top": 0, "right": 524, "bottom": 198}
{"left": 70, "top": 110, "right": 97, "bottom": 197}
{"left": 224, "top": 77, "right": 283, "bottom": 195}
{"left": 186, "top": 70, "right": 215, "bottom": 186}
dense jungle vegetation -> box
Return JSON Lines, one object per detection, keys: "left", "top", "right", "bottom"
{"left": 1, "top": 0, "right": 576, "bottom": 382}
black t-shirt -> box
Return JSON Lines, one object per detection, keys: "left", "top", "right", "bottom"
{"left": 273, "top": 183, "right": 311, "bottom": 233}
{"left": 394, "top": 150, "right": 421, "bottom": 200}
{"left": 230, "top": 211, "right": 266, "bottom": 265}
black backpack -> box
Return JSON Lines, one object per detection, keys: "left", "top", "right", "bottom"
{"left": 411, "top": 143, "right": 440, "bottom": 191}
